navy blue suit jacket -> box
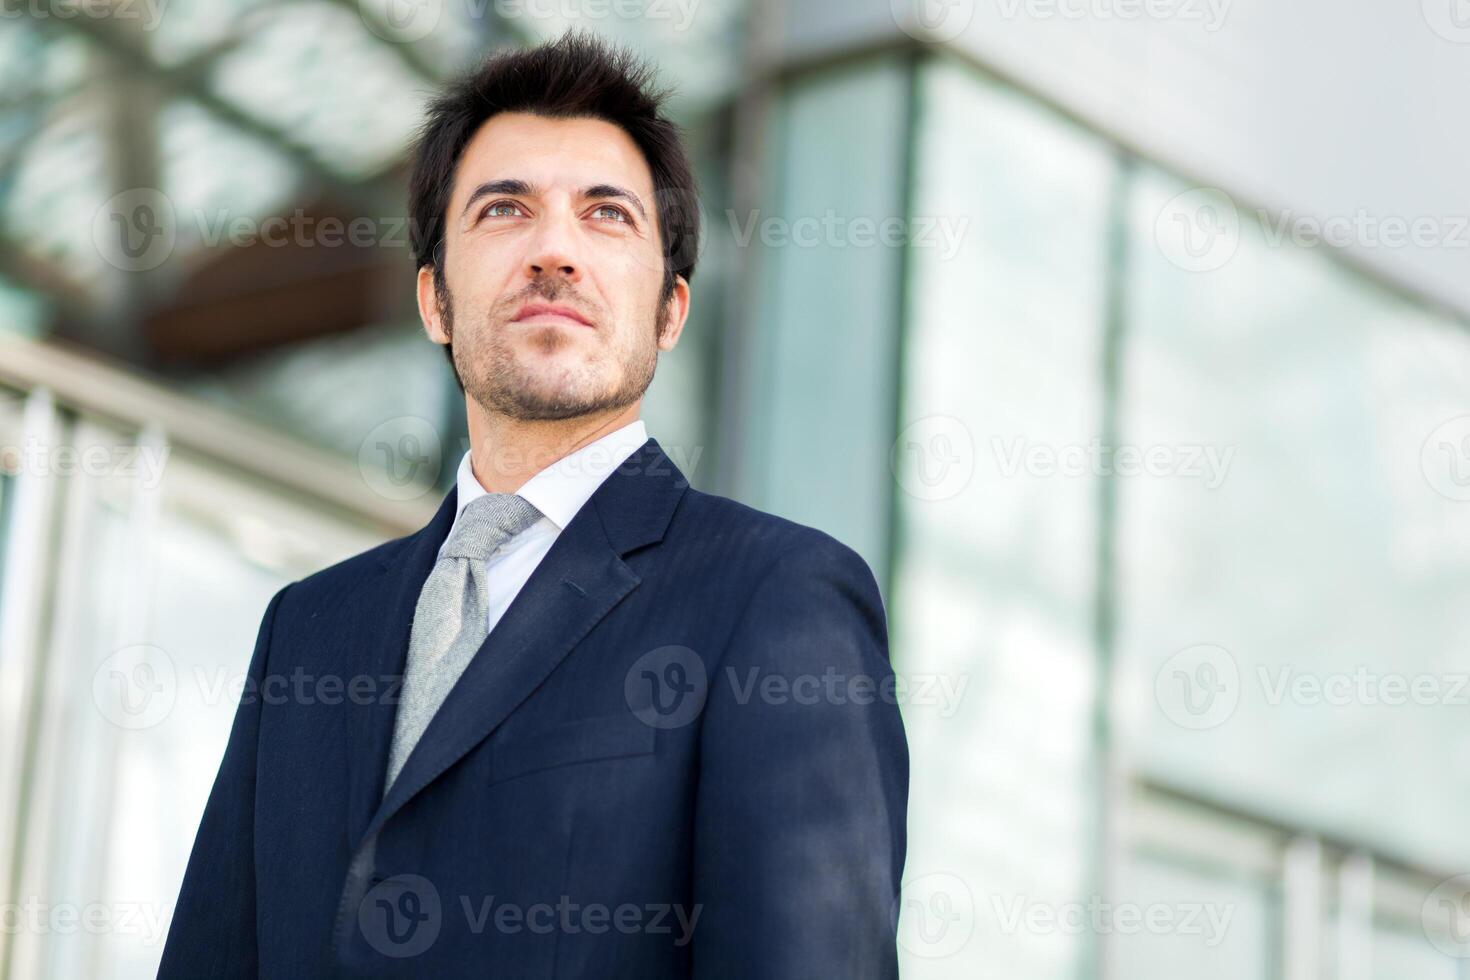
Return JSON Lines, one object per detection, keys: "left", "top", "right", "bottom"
{"left": 158, "top": 437, "right": 909, "bottom": 978}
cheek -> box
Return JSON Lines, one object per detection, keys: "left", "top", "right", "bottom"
{"left": 602, "top": 256, "right": 664, "bottom": 321}
{"left": 450, "top": 242, "right": 514, "bottom": 306}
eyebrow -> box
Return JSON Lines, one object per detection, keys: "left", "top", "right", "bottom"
{"left": 460, "top": 179, "right": 648, "bottom": 223}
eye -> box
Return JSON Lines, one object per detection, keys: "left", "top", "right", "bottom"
{"left": 591, "top": 204, "right": 631, "bottom": 224}
{"left": 481, "top": 200, "right": 526, "bottom": 219}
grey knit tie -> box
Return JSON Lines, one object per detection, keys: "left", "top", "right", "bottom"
{"left": 384, "top": 493, "right": 543, "bottom": 796}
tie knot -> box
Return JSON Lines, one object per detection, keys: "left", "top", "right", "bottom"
{"left": 440, "top": 493, "right": 542, "bottom": 561}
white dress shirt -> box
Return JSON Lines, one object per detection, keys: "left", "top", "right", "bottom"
{"left": 439, "top": 418, "right": 648, "bottom": 635}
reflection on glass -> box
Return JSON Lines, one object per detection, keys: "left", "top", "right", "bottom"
{"left": 893, "top": 55, "right": 1115, "bottom": 979}
{"left": 0, "top": 471, "right": 12, "bottom": 616}
{"left": 91, "top": 502, "right": 292, "bottom": 978}
{"left": 743, "top": 53, "right": 912, "bottom": 578}
{"left": 1371, "top": 927, "right": 1461, "bottom": 979}
{"left": 1114, "top": 855, "right": 1274, "bottom": 978}
{"left": 23, "top": 436, "right": 385, "bottom": 979}
{"left": 1116, "top": 167, "right": 1470, "bottom": 873}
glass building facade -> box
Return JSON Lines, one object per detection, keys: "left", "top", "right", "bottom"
{"left": 2, "top": 5, "right": 1468, "bottom": 978}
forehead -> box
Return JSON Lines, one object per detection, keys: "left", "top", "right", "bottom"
{"left": 451, "top": 112, "right": 655, "bottom": 210}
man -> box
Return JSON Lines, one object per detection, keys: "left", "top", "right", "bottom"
{"left": 159, "top": 31, "right": 908, "bottom": 978}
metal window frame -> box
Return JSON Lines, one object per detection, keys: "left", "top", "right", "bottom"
{"left": 0, "top": 333, "right": 438, "bottom": 535}
{"left": 0, "top": 388, "right": 64, "bottom": 980}
{"left": 1123, "top": 779, "right": 1470, "bottom": 980}
{"left": 0, "top": 335, "right": 439, "bottom": 979}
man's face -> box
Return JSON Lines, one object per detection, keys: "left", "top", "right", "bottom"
{"left": 420, "top": 112, "right": 688, "bottom": 422}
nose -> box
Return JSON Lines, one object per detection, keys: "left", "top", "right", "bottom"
{"left": 523, "top": 205, "right": 583, "bottom": 285}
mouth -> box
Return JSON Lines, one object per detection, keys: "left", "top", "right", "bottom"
{"left": 511, "top": 302, "right": 594, "bottom": 329}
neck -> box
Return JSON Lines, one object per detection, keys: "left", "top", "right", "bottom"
{"left": 463, "top": 397, "right": 642, "bottom": 495}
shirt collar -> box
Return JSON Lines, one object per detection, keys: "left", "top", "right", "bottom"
{"left": 451, "top": 418, "right": 649, "bottom": 533}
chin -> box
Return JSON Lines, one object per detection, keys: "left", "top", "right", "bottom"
{"left": 508, "top": 372, "right": 612, "bottom": 418}
{"left": 516, "top": 355, "right": 596, "bottom": 390}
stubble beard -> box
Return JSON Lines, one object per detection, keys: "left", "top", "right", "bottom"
{"left": 442, "top": 280, "right": 668, "bottom": 423}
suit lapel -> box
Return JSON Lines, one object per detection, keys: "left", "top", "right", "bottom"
{"left": 346, "top": 436, "right": 688, "bottom": 852}
{"left": 343, "top": 485, "right": 458, "bottom": 846}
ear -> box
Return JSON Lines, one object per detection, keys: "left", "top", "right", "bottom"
{"left": 417, "top": 265, "right": 450, "bottom": 345}
{"left": 656, "top": 275, "right": 691, "bottom": 351}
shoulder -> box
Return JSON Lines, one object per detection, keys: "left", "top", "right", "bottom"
{"left": 670, "top": 487, "right": 882, "bottom": 599}
{"left": 271, "top": 532, "right": 408, "bottom": 610}
{"left": 673, "top": 492, "right": 893, "bottom": 688}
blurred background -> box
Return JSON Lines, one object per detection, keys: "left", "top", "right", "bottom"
{"left": 1, "top": 0, "right": 1469, "bottom": 976}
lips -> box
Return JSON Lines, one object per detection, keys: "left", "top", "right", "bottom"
{"left": 511, "top": 302, "right": 593, "bottom": 328}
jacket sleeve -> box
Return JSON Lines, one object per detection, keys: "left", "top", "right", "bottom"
{"left": 157, "top": 582, "right": 290, "bottom": 979}
{"left": 690, "top": 537, "right": 910, "bottom": 979}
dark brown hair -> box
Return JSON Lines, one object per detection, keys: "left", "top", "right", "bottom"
{"left": 406, "top": 30, "right": 701, "bottom": 383}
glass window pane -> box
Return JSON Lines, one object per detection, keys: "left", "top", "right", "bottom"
{"left": 1117, "top": 167, "right": 1470, "bottom": 872}
{"left": 740, "top": 53, "right": 913, "bottom": 578}
{"left": 1114, "top": 856, "right": 1275, "bottom": 980}
{"left": 20, "top": 434, "right": 387, "bottom": 979}
{"left": 1372, "top": 927, "right": 1462, "bottom": 979}
{"left": 892, "top": 55, "right": 1116, "bottom": 979}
